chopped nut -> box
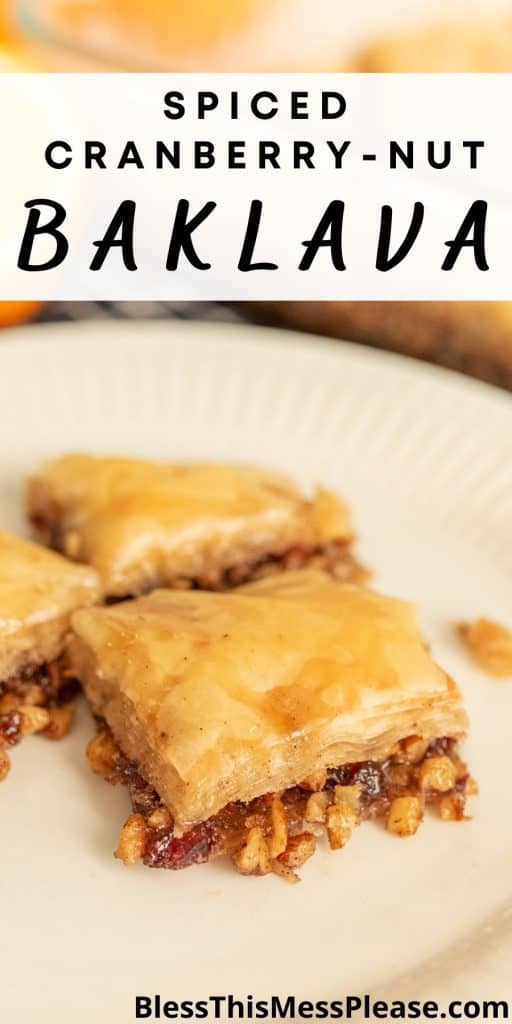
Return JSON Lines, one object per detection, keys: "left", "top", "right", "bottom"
{"left": 42, "top": 704, "right": 75, "bottom": 741}
{"left": 394, "top": 736, "right": 430, "bottom": 764}
{"left": 299, "top": 768, "right": 328, "bottom": 792}
{"left": 271, "top": 859, "right": 301, "bottom": 884}
{"left": 385, "top": 763, "right": 413, "bottom": 788}
{"left": 387, "top": 796, "right": 423, "bottom": 837}
{"left": 86, "top": 730, "right": 119, "bottom": 776}
{"left": 268, "top": 797, "right": 288, "bottom": 858}
{"left": 438, "top": 774, "right": 478, "bottom": 820}
{"left": 438, "top": 792, "right": 467, "bottom": 821}
{"left": 1, "top": 686, "right": 47, "bottom": 715}
{"left": 326, "top": 800, "right": 358, "bottom": 850}
{"left": 147, "top": 806, "right": 173, "bottom": 830}
{"left": 0, "top": 744, "right": 10, "bottom": 782}
{"left": 418, "top": 755, "right": 457, "bottom": 793}
{"left": 116, "top": 813, "right": 147, "bottom": 865}
{"left": 333, "top": 783, "right": 362, "bottom": 814}
{"left": 19, "top": 704, "right": 51, "bottom": 736}
{"left": 232, "top": 827, "right": 272, "bottom": 876}
{"left": 305, "top": 790, "right": 329, "bottom": 824}
{"left": 278, "top": 832, "right": 316, "bottom": 869}
{"left": 0, "top": 693, "right": 22, "bottom": 715}
{"left": 21, "top": 684, "right": 46, "bottom": 707}
{"left": 458, "top": 618, "right": 512, "bottom": 678}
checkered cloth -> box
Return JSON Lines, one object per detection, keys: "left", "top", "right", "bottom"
{"left": 37, "top": 301, "right": 246, "bottom": 324}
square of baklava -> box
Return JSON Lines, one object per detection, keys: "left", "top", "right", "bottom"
{"left": 0, "top": 529, "right": 100, "bottom": 779}
{"left": 27, "top": 454, "right": 365, "bottom": 599}
{"left": 72, "top": 570, "right": 473, "bottom": 882}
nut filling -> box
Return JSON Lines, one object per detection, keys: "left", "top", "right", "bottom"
{"left": 0, "top": 658, "right": 78, "bottom": 780}
{"left": 200, "top": 538, "right": 368, "bottom": 591}
{"left": 87, "top": 726, "right": 477, "bottom": 883}
{"left": 33, "top": 519, "right": 367, "bottom": 595}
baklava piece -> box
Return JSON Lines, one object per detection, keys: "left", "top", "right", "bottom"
{"left": 71, "top": 570, "right": 474, "bottom": 882}
{"left": 0, "top": 530, "right": 100, "bottom": 779}
{"left": 27, "top": 455, "right": 366, "bottom": 599}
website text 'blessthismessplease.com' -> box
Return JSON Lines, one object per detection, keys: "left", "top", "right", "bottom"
{"left": 134, "top": 994, "right": 509, "bottom": 1021}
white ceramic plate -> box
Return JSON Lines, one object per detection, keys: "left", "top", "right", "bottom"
{"left": 1, "top": 320, "right": 511, "bottom": 1023}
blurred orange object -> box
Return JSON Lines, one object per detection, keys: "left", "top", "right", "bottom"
{"left": 0, "top": 1, "right": 20, "bottom": 41}
{"left": 50, "top": 0, "right": 260, "bottom": 51}
{"left": 0, "top": 301, "right": 42, "bottom": 327}
{"left": 17, "top": 0, "right": 277, "bottom": 69}
{"left": 0, "top": 1, "right": 40, "bottom": 66}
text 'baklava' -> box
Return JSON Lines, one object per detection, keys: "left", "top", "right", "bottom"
{"left": 72, "top": 570, "right": 474, "bottom": 882}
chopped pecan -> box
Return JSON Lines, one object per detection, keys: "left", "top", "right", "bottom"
{"left": 300, "top": 769, "right": 328, "bottom": 792}
{"left": 86, "top": 730, "right": 119, "bottom": 776}
{"left": 305, "top": 790, "right": 329, "bottom": 824}
{"left": 333, "top": 783, "right": 362, "bottom": 814}
{"left": 278, "top": 832, "right": 316, "bottom": 869}
{"left": 0, "top": 693, "right": 22, "bottom": 715}
{"left": 387, "top": 796, "right": 423, "bottom": 837}
{"left": 326, "top": 799, "right": 359, "bottom": 850}
{"left": 116, "top": 813, "right": 147, "bottom": 865}
{"left": 418, "top": 755, "right": 457, "bottom": 793}
{"left": 438, "top": 792, "right": 467, "bottom": 821}
{"left": 147, "top": 807, "right": 173, "bottom": 830}
{"left": 271, "top": 859, "right": 301, "bottom": 885}
{"left": 19, "top": 705, "right": 51, "bottom": 736}
{"left": 232, "top": 827, "right": 272, "bottom": 876}
{"left": 268, "top": 797, "right": 288, "bottom": 858}
{"left": 42, "top": 704, "right": 75, "bottom": 741}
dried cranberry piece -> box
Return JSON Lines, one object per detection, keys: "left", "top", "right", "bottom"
{"left": 425, "top": 736, "right": 455, "bottom": 758}
{"left": 55, "top": 678, "right": 80, "bottom": 706}
{"left": 454, "top": 773, "right": 469, "bottom": 793}
{"left": 0, "top": 710, "right": 22, "bottom": 746}
{"left": 144, "top": 822, "right": 217, "bottom": 870}
{"left": 327, "top": 760, "right": 383, "bottom": 800}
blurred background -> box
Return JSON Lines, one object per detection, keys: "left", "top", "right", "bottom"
{"left": 1, "top": 0, "right": 512, "bottom": 389}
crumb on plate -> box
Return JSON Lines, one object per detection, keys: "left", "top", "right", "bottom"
{"left": 458, "top": 618, "right": 512, "bottom": 678}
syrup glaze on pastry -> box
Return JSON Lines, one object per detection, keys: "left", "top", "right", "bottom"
{"left": 27, "top": 455, "right": 364, "bottom": 597}
{"left": 73, "top": 570, "right": 472, "bottom": 878}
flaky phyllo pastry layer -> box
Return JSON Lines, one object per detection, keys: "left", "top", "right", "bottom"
{"left": 0, "top": 530, "right": 100, "bottom": 780}
{"left": 27, "top": 455, "right": 364, "bottom": 597}
{"left": 72, "top": 570, "right": 473, "bottom": 880}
